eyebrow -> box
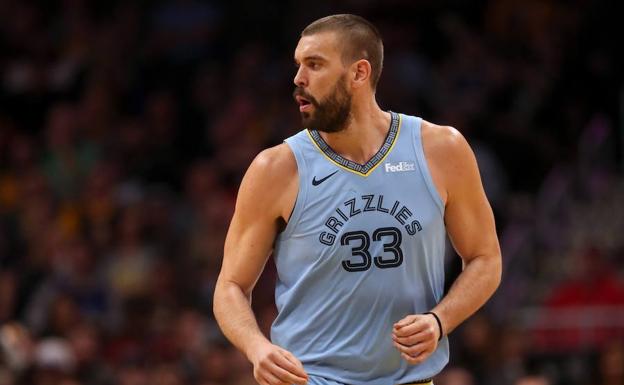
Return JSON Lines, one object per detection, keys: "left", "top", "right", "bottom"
{"left": 294, "top": 54, "right": 328, "bottom": 64}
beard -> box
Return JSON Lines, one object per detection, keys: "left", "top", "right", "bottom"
{"left": 293, "top": 75, "right": 352, "bottom": 133}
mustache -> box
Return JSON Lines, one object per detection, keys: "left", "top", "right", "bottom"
{"left": 293, "top": 87, "right": 319, "bottom": 107}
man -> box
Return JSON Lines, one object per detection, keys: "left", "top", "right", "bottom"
{"left": 213, "top": 14, "right": 501, "bottom": 385}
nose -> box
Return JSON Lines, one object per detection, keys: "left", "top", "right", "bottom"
{"left": 293, "top": 66, "right": 307, "bottom": 88}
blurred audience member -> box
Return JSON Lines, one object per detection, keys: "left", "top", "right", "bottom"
{"left": 515, "top": 375, "right": 551, "bottom": 385}
{"left": 435, "top": 366, "right": 476, "bottom": 385}
{"left": 597, "top": 340, "right": 624, "bottom": 385}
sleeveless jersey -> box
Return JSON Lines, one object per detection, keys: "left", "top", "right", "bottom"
{"left": 272, "top": 112, "right": 449, "bottom": 385}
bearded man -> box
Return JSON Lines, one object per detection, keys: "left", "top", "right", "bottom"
{"left": 213, "top": 14, "right": 502, "bottom": 385}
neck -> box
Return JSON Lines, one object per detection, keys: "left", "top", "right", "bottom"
{"left": 318, "top": 96, "right": 391, "bottom": 165}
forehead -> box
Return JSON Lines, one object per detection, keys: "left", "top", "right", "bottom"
{"left": 294, "top": 31, "right": 342, "bottom": 61}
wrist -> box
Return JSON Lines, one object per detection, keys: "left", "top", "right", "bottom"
{"left": 423, "top": 311, "right": 444, "bottom": 341}
{"left": 244, "top": 334, "right": 272, "bottom": 361}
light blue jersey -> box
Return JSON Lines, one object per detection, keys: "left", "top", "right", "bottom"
{"left": 272, "top": 112, "right": 448, "bottom": 385}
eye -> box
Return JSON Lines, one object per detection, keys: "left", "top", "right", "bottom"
{"left": 309, "top": 62, "right": 320, "bottom": 70}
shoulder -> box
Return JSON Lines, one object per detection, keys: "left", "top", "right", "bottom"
{"left": 420, "top": 120, "right": 469, "bottom": 155}
{"left": 419, "top": 120, "right": 479, "bottom": 203}
{"left": 420, "top": 119, "right": 475, "bottom": 170}
{"left": 237, "top": 143, "right": 298, "bottom": 220}
{"left": 249, "top": 142, "right": 297, "bottom": 177}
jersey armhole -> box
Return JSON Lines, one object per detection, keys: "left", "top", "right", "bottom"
{"left": 411, "top": 116, "right": 446, "bottom": 216}
{"left": 280, "top": 138, "right": 308, "bottom": 239}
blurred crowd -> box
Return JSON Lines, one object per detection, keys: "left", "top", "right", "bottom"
{"left": 0, "top": 1, "right": 622, "bottom": 385}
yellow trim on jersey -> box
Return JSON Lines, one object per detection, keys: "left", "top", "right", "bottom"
{"left": 305, "top": 114, "right": 402, "bottom": 177}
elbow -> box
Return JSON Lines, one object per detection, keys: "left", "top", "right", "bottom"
{"left": 490, "top": 251, "right": 503, "bottom": 293}
{"left": 212, "top": 280, "right": 224, "bottom": 319}
{"left": 469, "top": 250, "right": 502, "bottom": 295}
{"left": 212, "top": 278, "right": 249, "bottom": 318}
{"left": 212, "top": 278, "right": 231, "bottom": 320}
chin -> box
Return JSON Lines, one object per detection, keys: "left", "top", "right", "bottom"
{"left": 300, "top": 114, "right": 313, "bottom": 127}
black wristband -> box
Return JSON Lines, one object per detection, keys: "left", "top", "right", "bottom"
{"left": 424, "top": 311, "right": 443, "bottom": 341}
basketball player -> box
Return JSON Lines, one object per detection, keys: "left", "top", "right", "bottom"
{"left": 213, "top": 14, "right": 501, "bottom": 385}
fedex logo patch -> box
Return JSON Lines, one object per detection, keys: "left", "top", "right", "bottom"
{"left": 384, "top": 161, "right": 416, "bottom": 173}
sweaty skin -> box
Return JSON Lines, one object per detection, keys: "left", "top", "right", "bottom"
{"left": 213, "top": 30, "right": 501, "bottom": 385}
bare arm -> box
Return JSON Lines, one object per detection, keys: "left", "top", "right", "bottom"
{"left": 430, "top": 126, "right": 502, "bottom": 334}
{"left": 213, "top": 144, "right": 307, "bottom": 385}
{"left": 393, "top": 123, "right": 502, "bottom": 364}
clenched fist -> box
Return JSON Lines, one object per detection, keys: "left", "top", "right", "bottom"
{"left": 392, "top": 313, "right": 442, "bottom": 365}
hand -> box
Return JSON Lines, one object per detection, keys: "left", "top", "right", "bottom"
{"left": 392, "top": 314, "right": 441, "bottom": 365}
{"left": 248, "top": 340, "right": 309, "bottom": 385}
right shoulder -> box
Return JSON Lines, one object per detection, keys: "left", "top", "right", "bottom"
{"left": 236, "top": 143, "right": 298, "bottom": 221}
{"left": 249, "top": 142, "right": 297, "bottom": 176}
{"left": 245, "top": 143, "right": 298, "bottom": 190}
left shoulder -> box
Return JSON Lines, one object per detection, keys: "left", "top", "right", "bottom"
{"left": 420, "top": 120, "right": 471, "bottom": 157}
{"left": 419, "top": 120, "right": 480, "bottom": 203}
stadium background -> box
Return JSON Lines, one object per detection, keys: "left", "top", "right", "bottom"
{"left": 0, "top": 0, "right": 622, "bottom": 384}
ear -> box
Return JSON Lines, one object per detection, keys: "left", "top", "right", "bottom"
{"left": 350, "top": 59, "right": 372, "bottom": 89}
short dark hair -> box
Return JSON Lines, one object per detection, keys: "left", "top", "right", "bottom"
{"left": 302, "top": 14, "right": 384, "bottom": 90}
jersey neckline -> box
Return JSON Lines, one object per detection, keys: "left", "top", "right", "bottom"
{"left": 306, "top": 111, "right": 401, "bottom": 177}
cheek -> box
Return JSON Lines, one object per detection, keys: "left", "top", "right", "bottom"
{"left": 311, "top": 82, "right": 335, "bottom": 104}
{"left": 309, "top": 71, "right": 335, "bottom": 94}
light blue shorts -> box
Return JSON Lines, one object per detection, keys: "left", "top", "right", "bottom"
{"left": 306, "top": 374, "right": 433, "bottom": 385}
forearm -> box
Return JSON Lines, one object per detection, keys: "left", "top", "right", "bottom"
{"left": 213, "top": 280, "right": 270, "bottom": 358}
{"left": 432, "top": 253, "right": 501, "bottom": 336}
